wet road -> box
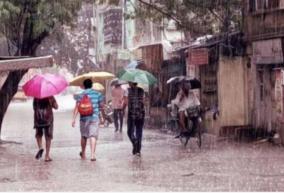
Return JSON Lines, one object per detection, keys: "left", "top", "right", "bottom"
{"left": 1, "top": 96, "right": 284, "bottom": 191}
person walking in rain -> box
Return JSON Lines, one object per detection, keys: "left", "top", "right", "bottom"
{"left": 111, "top": 83, "right": 125, "bottom": 132}
{"left": 33, "top": 96, "right": 58, "bottom": 162}
{"left": 123, "top": 82, "right": 145, "bottom": 156}
{"left": 72, "top": 79, "right": 104, "bottom": 161}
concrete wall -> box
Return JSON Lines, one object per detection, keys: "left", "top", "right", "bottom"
{"left": 203, "top": 112, "right": 221, "bottom": 135}
{"left": 218, "top": 56, "right": 249, "bottom": 128}
{"left": 200, "top": 56, "right": 250, "bottom": 135}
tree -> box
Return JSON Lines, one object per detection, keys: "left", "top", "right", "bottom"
{"left": 37, "top": 1, "right": 99, "bottom": 76}
{"left": 96, "top": 0, "right": 243, "bottom": 38}
{"left": 0, "top": 0, "right": 82, "bottom": 136}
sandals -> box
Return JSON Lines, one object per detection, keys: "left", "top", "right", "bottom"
{"left": 44, "top": 158, "right": 53, "bottom": 162}
{"left": 80, "top": 151, "right": 96, "bottom": 161}
{"left": 35, "top": 149, "right": 44, "bottom": 160}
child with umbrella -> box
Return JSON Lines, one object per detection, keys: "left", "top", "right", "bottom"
{"left": 23, "top": 74, "right": 68, "bottom": 161}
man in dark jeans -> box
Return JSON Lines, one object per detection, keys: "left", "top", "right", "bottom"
{"left": 123, "top": 82, "right": 145, "bottom": 156}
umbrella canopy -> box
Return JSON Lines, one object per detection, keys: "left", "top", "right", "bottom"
{"left": 118, "top": 69, "right": 157, "bottom": 86}
{"left": 121, "top": 83, "right": 149, "bottom": 92}
{"left": 110, "top": 78, "right": 127, "bottom": 86}
{"left": 166, "top": 76, "right": 201, "bottom": 89}
{"left": 23, "top": 73, "right": 68, "bottom": 99}
{"left": 125, "top": 60, "right": 143, "bottom": 69}
{"left": 93, "top": 82, "right": 104, "bottom": 91}
{"left": 166, "top": 76, "right": 185, "bottom": 84}
{"left": 69, "top": 71, "right": 115, "bottom": 86}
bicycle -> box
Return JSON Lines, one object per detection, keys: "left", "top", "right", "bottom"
{"left": 173, "top": 106, "right": 203, "bottom": 148}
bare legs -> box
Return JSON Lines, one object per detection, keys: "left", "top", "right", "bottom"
{"left": 80, "top": 137, "right": 87, "bottom": 159}
{"left": 90, "top": 137, "right": 97, "bottom": 160}
{"left": 45, "top": 137, "right": 52, "bottom": 161}
{"left": 36, "top": 136, "right": 43, "bottom": 150}
{"left": 35, "top": 135, "right": 52, "bottom": 161}
{"left": 80, "top": 136, "right": 97, "bottom": 161}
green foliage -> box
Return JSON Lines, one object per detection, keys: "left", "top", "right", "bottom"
{"left": 96, "top": 0, "right": 242, "bottom": 37}
{"left": 0, "top": 0, "right": 82, "bottom": 56}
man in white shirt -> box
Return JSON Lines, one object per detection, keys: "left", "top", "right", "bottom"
{"left": 171, "top": 82, "right": 200, "bottom": 134}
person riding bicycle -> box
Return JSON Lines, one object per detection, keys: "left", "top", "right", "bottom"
{"left": 171, "top": 82, "right": 200, "bottom": 137}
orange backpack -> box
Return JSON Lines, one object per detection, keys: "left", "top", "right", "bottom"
{"left": 78, "top": 95, "right": 93, "bottom": 116}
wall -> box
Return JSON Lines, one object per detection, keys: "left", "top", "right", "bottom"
{"left": 218, "top": 56, "right": 249, "bottom": 128}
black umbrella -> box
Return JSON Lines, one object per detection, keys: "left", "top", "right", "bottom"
{"left": 166, "top": 76, "right": 201, "bottom": 89}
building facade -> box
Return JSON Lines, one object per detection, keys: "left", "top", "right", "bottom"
{"left": 245, "top": 0, "right": 284, "bottom": 138}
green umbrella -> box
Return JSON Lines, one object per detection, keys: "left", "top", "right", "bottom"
{"left": 118, "top": 69, "right": 157, "bottom": 85}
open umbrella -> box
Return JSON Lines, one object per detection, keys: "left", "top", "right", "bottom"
{"left": 93, "top": 82, "right": 104, "bottom": 91}
{"left": 121, "top": 83, "right": 149, "bottom": 92}
{"left": 118, "top": 69, "right": 157, "bottom": 86}
{"left": 167, "top": 76, "right": 201, "bottom": 89}
{"left": 69, "top": 71, "right": 115, "bottom": 86}
{"left": 23, "top": 73, "right": 68, "bottom": 99}
{"left": 110, "top": 78, "right": 127, "bottom": 86}
{"left": 125, "top": 60, "right": 144, "bottom": 69}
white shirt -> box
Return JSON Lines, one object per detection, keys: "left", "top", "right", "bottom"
{"left": 171, "top": 90, "right": 200, "bottom": 112}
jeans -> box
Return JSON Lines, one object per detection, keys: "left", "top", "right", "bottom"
{"left": 127, "top": 118, "right": 144, "bottom": 154}
{"left": 113, "top": 109, "right": 124, "bottom": 132}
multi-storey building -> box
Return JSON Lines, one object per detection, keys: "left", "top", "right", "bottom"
{"left": 244, "top": 0, "right": 284, "bottom": 137}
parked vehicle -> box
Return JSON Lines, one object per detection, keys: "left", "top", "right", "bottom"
{"left": 101, "top": 100, "right": 113, "bottom": 127}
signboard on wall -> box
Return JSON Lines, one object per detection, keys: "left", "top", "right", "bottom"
{"left": 103, "top": 8, "right": 122, "bottom": 45}
{"left": 252, "top": 39, "right": 284, "bottom": 64}
{"left": 188, "top": 48, "right": 209, "bottom": 66}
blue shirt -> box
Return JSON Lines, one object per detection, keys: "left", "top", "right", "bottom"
{"left": 74, "top": 89, "right": 104, "bottom": 121}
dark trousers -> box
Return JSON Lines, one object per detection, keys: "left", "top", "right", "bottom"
{"left": 113, "top": 109, "right": 124, "bottom": 131}
{"left": 127, "top": 118, "right": 144, "bottom": 153}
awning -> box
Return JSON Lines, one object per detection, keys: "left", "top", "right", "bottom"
{"left": 130, "top": 41, "right": 173, "bottom": 60}
{"left": 252, "top": 39, "right": 284, "bottom": 64}
{"left": 0, "top": 55, "right": 54, "bottom": 72}
{"left": 0, "top": 55, "right": 54, "bottom": 89}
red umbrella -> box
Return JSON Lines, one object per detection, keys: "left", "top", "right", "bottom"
{"left": 23, "top": 73, "right": 68, "bottom": 99}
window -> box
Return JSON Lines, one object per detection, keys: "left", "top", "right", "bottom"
{"left": 280, "top": 0, "right": 284, "bottom": 8}
{"left": 258, "top": 68, "right": 264, "bottom": 101}
{"left": 267, "top": 0, "right": 280, "bottom": 9}
{"left": 249, "top": 0, "right": 281, "bottom": 12}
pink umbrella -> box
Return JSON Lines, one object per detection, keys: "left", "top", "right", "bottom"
{"left": 23, "top": 73, "right": 68, "bottom": 99}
